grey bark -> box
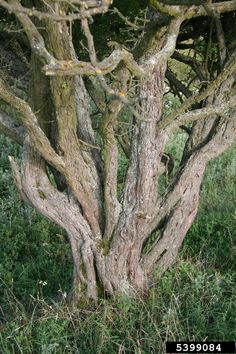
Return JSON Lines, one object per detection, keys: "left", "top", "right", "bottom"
{"left": 1, "top": 0, "right": 236, "bottom": 301}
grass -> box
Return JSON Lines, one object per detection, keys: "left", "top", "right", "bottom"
{"left": 0, "top": 261, "right": 235, "bottom": 353}
{"left": 0, "top": 134, "right": 236, "bottom": 353}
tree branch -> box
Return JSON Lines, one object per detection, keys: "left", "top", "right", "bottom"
{"left": 159, "top": 53, "right": 236, "bottom": 128}
{"left": 144, "top": 17, "right": 183, "bottom": 68}
{"left": 144, "top": 109, "right": 236, "bottom": 276}
{"left": 80, "top": 16, "right": 148, "bottom": 126}
{"left": 18, "top": 141, "right": 94, "bottom": 241}
{"left": 84, "top": 77, "right": 106, "bottom": 113}
{"left": 0, "top": 109, "right": 25, "bottom": 145}
{"left": 201, "top": 1, "right": 227, "bottom": 67}
{"left": 7, "top": 0, "right": 54, "bottom": 64}
{"left": 43, "top": 46, "right": 144, "bottom": 77}
{"left": 150, "top": 0, "right": 236, "bottom": 18}
{"left": 166, "top": 68, "right": 192, "bottom": 98}
{"left": 110, "top": 7, "right": 140, "bottom": 30}
{"left": 100, "top": 100, "right": 122, "bottom": 239}
{"left": 150, "top": 0, "right": 182, "bottom": 17}
{"left": 0, "top": 77, "right": 65, "bottom": 172}
{"left": 8, "top": 156, "right": 30, "bottom": 204}
{"left": 168, "top": 95, "right": 236, "bottom": 131}
{"left": 0, "top": 0, "right": 113, "bottom": 22}
{"left": 172, "top": 51, "right": 206, "bottom": 81}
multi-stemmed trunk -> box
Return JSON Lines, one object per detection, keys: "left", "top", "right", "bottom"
{"left": 1, "top": 0, "right": 236, "bottom": 302}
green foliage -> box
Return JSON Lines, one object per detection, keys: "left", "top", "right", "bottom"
{"left": 0, "top": 261, "right": 235, "bottom": 353}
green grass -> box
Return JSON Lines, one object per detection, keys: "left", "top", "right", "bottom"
{"left": 0, "top": 136, "right": 72, "bottom": 313}
{"left": 0, "top": 134, "right": 236, "bottom": 353}
{"left": 0, "top": 261, "right": 235, "bottom": 353}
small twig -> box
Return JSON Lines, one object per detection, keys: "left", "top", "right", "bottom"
{"left": 159, "top": 54, "right": 236, "bottom": 128}
{"left": 78, "top": 138, "right": 100, "bottom": 150}
{"left": 114, "top": 128, "right": 134, "bottom": 137}
{"left": 110, "top": 8, "right": 140, "bottom": 30}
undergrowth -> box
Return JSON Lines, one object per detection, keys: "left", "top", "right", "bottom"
{"left": 0, "top": 134, "right": 236, "bottom": 353}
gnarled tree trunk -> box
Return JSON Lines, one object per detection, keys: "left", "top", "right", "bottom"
{"left": 1, "top": 0, "right": 236, "bottom": 301}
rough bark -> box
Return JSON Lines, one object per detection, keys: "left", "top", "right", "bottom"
{"left": 1, "top": 0, "right": 236, "bottom": 301}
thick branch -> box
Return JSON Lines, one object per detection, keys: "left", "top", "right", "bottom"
{"left": 143, "top": 17, "right": 183, "bottom": 68}
{"left": 143, "top": 111, "right": 236, "bottom": 275}
{"left": 0, "top": 109, "right": 25, "bottom": 145}
{"left": 190, "top": 0, "right": 236, "bottom": 17}
{"left": 158, "top": 0, "right": 203, "bottom": 5}
{"left": 7, "top": 0, "right": 54, "bottom": 64}
{"left": 17, "top": 142, "right": 99, "bottom": 300}
{"left": 8, "top": 156, "right": 29, "bottom": 203}
{"left": 0, "top": 0, "right": 113, "bottom": 22}
{"left": 84, "top": 77, "right": 106, "bottom": 113}
{"left": 0, "top": 77, "right": 65, "bottom": 172}
{"left": 100, "top": 100, "right": 122, "bottom": 240}
{"left": 44, "top": 16, "right": 102, "bottom": 236}
{"left": 150, "top": 0, "right": 182, "bottom": 17}
{"left": 22, "top": 142, "right": 94, "bottom": 240}
{"left": 43, "top": 47, "right": 144, "bottom": 77}
{"left": 150, "top": 0, "right": 236, "bottom": 18}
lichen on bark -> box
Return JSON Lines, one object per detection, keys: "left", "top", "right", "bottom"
{"left": 1, "top": 0, "right": 236, "bottom": 301}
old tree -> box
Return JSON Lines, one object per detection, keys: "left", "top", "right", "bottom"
{"left": 0, "top": 0, "right": 236, "bottom": 301}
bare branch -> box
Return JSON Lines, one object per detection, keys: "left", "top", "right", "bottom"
{"left": 80, "top": 17, "right": 148, "bottom": 125}
{"left": 18, "top": 142, "right": 95, "bottom": 245}
{"left": 100, "top": 100, "right": 122, "bottom": 239}
{"left": 0, "top": 109, "right": 25, "bottom": 145}
{"left": 215, "top": 19, "right": 227, "bottom": 67}
{"left": 84, "top": 77, "right": 106, "bottom": 113}
{"left": 172, "top": 51, "right": 206, "bottom": 81}
{"left": 110, "top": 8, "right": 140, "bottom": 30}
{"left": 166, "top": 68, "right": 192, "bottom": 98}
{"left": 52, "top": 0, "right": 103, "bottom": 5}
{"left": 7, "top": 0, "right": 54, "bottom": 64}
{"left": 189, "top": 0, "right": 236, "bottom": 17}
{"left": 81, "top": 15, "right": 98, "bottom": 66}
{"left": 201, "top": 1, "right": 227, "bottom": 67}
{"left": 159, "top": 54, "right": 236, "bottom": 128}
{"left": 80, "top": 16, "right": 122, "bottom": 238}
{"left": 8, "top": 156, "right": 30, "bottom": 204}
{"left": 150, "top": 0, "right": 236, "bottom": 18}
{"left": 157, "top": 0, "right": 202, "bottom": 4}
{"left": 150, "top": 0, "right": 182, "bottom": 17}
{"left": 168, "top": 95, "right": 236, "bottom": 131}
{"left": 43, "top": 47, "right": 144, "bottom": 77}
{"left": 0, "top": 77, "right": 65, "bottom": 172}
{"left": 117, "top": 134, "right": 131, "bottom": 158}
{"left": 0, "top": 0, "right": 113, "bottom": 22}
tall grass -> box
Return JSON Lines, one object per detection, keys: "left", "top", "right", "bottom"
{"left": 0, "top": 134, "right": 236, "bottom": 353}
{"left": 1, "top": 260, "right": 235, "bottom": 353}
